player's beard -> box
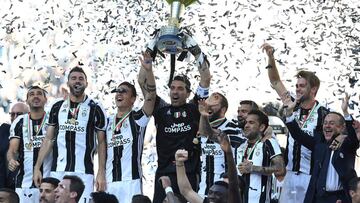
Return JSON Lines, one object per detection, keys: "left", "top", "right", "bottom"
{"left": 209, "top": 110, "right": 222, "bottom": 122}
{"left": 237, "top": 116, "right": 246, "bottom": 128}
{"left": 70, "top": 83, "right": 86, "bottom": 97}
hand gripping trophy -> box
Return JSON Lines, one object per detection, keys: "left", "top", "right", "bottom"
{"left": 146, "top": 0, "right": 209, "bottom": 86}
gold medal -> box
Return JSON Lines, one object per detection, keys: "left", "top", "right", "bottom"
{"left": 70, "top": 118, "right": 76, "bottom": 125}
{"left": 193, "top": 137, "right": 199, "bottom": 144}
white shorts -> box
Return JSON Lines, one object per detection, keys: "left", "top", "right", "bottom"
{"left": 279, "top": 171, "right": 311, "bottom": 203}
{"left": 106, "top": 179, "right": 142, "bottom": 203}
{"left": 16, "top": 187, "right": 39, "bottom": 203}
{"left": 50, "top": 171, "right": 94, "bottom": 203}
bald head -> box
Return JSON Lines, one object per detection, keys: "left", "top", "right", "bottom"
{"left": 10, "top": 102, "right": 29, "bottom": 123}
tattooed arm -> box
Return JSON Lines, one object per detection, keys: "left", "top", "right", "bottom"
{"left": 261, "top": 43, "right": 288, "bottom": 101}
{"left": 138, "top": 51, "right": 156, "bottom": 116}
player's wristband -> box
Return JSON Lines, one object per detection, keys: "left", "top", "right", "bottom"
{"left": 165, "top": 187, "right": 173, "bottom": 194}
{"left": 196, "top": 85, "right": 209, "bottom": 98}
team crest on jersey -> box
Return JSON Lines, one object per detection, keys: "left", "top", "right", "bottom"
{"left": 174, "top": 112, "right": 181, "bottom": 118}
{"left": 182, "top": 111, "right": 187, "bottom": 118}
{"left": 255, "top": 149, "right": 260, "bottom": 156}
{"left": 123, "top": 122, "right": 128, "bottom": 129}
{"left": 25, "top": 142, "right": 33, "bottom": 151}
{"left": 82, "top": 109, "right": 87, "bottom": 117}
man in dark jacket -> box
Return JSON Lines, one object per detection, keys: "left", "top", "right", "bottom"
{"left": 283, "top": 94, "right": 359, "bottom": 203}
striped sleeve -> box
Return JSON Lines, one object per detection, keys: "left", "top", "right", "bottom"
{"left": 9, "top": 116, "right": 23, "bottom": 140}
{"left": 267, "top": 138, "right": 282, "bottom": 159}
{"left": 133, "top": 109, "right": 150, "bottom": 127}
{"left": 94, "top": 102, "right": 107, "bottom": 132}
{"left": 223, "top": 121, "right": 246, "bottom": 148}
{"left": 48, "top": 100, "right": 63, "bottom": 126}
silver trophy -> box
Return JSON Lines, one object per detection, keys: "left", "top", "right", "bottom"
{"left": 157, "top": 0, "right": 197, "bottom": 54}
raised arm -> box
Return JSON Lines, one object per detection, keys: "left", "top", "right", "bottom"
{"left": 218, "top": 132, "right": 242, "bottom": 203}
{"left": 182, "top": 33, "right": 211, "bottom": 89}
{"left": 33, "top": 125, "right": 55, "bottom": 187}
{"left": 138, "top": 51, "right": 157, "bottom": 116}
{"left": 261, "top": 43, "right": 288, "bottom": 100}
{"left": 159, "top": 176, "right": 179, "bottom": 203}
{"left": 198, "top": 100, "right": 221, "bottom": 142}
{"left": 175, "top": 149, "right": 203, "bottom": 203}
{"left": 340, "top": 93, "right": 359, "bottom": 152}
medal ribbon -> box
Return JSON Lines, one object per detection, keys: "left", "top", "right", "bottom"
{"left": 297, "top": 102, "right": 318, "bottom": 128}
{"left": 243, "top": 139, "right": 260, "bottom": 161}
{"left": 27, "top": 112, "right": 48, "bottom": 143}
{"left": 209, "top": 117, "right": 226, "bottom": 127}
{"left": 67, "top": 96, "right": 86, "bottom": 120}
{"left": 112, "top": 111, "right": 131, "bottom": 134}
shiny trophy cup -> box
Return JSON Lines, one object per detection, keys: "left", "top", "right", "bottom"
{"left": 157, "top": 0, "right": 197, "bottom": 54}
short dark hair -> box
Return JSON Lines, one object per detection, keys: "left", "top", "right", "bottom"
{"left": 172, "top": 75, "right": 191, "bottom": 92}
{"left": 248, "top": 110, "right": 269, "bottom": 131}
{"left": 118, "top": 81, "right": 137, "bottom": 98}
{"left": 327, "top": 111, "right": 345, "bottom": 125}
{"left": 296, "top": 71, "right": 320, "bottom": 96}
{"left": 0, "top": 188, "right": 19, "bottom": 203}
{"left": 240, "top": 100, "right": 259, "bottom": 110}
{"left": 63, "top": 175, "right": 85, "bottom": 202}
{"left": 68, "top": 66, "right": 87, "bottom": 80}
{"left": 131, "top": 194, "right": 151, "bottom": 203}
{"left": 41, "top": 177, "right": 60, "bottom": 188}
{"left": 213, "top": 92, "right": 228, "bottom": 112}
{"left": 213, "top": 181, "right": 229, "bottom": 189}
{"left": 91, "top": 191, "right": 118, "bottom": 203}
{"left": 27, "top": 86, "right": 47, "bottom": 99}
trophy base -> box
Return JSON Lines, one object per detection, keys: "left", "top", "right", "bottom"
{"left": 157, "top": 34, "right": 183, "bottom": 55}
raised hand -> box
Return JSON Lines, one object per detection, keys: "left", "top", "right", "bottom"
{"left": 341, "top": 93, "right": 350, "bottom": 116}
{"left": 139, "top": 51, "right": 153, "bottom": 71}
{"left": 217, "top": 132, "right": 231, "bottom": 153}
{"left": 282, "top": 93, "right": 297, "bottom": 117}
{"left": 353, "top": 120, "right": 360, "bottom": 141}
{"left": 175, "top": 149, "right": 188, "bottom": 162}
{"left": 198, "top": 99, "right": 210, "bottom": 117}
{"left": 159, "top": 176, "right": 172, "bottom": 189}
{"left": 261, "top": 43, "right": 275, "bottom": 58}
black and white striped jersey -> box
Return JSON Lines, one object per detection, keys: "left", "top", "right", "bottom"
{"left": 285, "top": 101, "right": 328, "bottom": 175}
{"left": 198, "top": 118, "right": 245, "bottom": 196}
{"left": 10, "top": 113, "right": 52, "bottom": 188}
{"left": 236, "top": 138, "right": 282, "bottom": 203}
{"left": 105, "top": 109, "right": 150, "bottom": 182}
{"left": 48, "top": 96, "right": 107, "bottom": 174}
